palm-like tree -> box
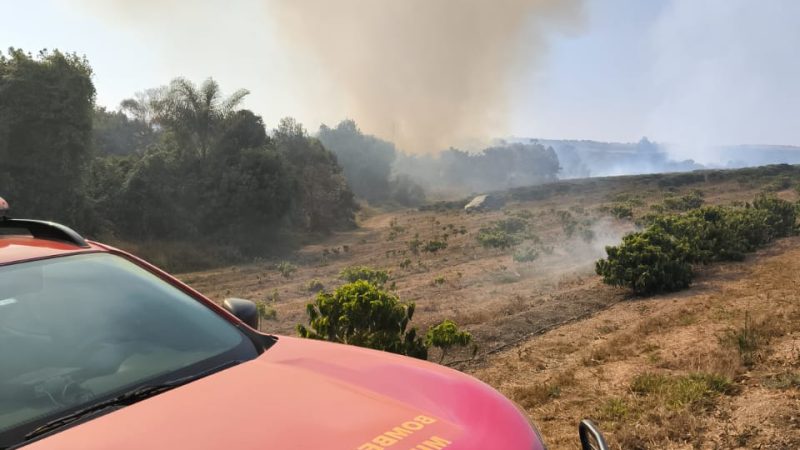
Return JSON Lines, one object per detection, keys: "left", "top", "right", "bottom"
{"left": 121, "top": 78, "right": 249, "bottom": 158}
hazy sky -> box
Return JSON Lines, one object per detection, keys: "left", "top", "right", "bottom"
{"left": 2, "top": 0, "right": 799, "bottom": 160}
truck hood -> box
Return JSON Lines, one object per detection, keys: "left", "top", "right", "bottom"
{"left": 24, "top": 336, "right": 542, "bottom": 450}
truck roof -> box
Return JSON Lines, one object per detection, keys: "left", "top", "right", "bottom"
{"left": 0, "top": 236, "right": 105, "bottom": 266}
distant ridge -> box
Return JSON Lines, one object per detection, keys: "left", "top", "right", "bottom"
{"left": 507, "top": 137, "right": 800, "bottom": 179}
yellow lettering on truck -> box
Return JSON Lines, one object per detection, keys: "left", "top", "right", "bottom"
{"left": 413, "top": 436, "right": 452, "bottom": 450}
{"left": 358, "top": 415, "right": 442, "bottom": 450}
{"left": 385, "top": 427, "right": 414, "bottom": 440}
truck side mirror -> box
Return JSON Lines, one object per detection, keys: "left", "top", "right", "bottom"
{"left": 579, "top": 419, "right": 609, "bottom": 450}
{"left": 223, "top": 298, "right": 259, "bottom": 330}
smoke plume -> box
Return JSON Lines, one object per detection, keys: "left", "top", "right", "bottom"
{"left": 267, "top": 0, "right": 582, "bottom": 153}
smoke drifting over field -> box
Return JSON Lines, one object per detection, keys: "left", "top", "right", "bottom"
{"left": 268, "top": 0, "right": 582, "bottom": 154}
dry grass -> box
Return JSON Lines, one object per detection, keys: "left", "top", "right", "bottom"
{"left": 472, "top": 237, "right": 800, "bottom": 449}
{"left": 173, "top": 169, "right": 800, "bottom": 448}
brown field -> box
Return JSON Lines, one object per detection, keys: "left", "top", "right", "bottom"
{"left": 179, "top": 168, "right": 800, "bottom": 449}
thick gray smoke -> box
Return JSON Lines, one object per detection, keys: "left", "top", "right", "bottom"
{"left": 268, "top": 0, "right": 582, "bottom": 153}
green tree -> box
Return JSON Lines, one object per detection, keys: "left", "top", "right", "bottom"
{"left": 275, "top": 118, "right": 357, "bottom": 232}
{"left": 318, "top": 119, "right": 396, "bottom": 203}
{"left": 93, "top": 106, "right": 156, "bottom": 155}
{"left": 0, "top": 48, "right": 95, "bottom": 225}
{"left": 425, "top": 320, "right": 473, "bottom": 363}
{"left": 112, "top": 147, "right": 188, "bottom": 239}
{"left": 125, "top": 77, "right": 249, "bottom": 159}
{"left": 297, "top": 280, "right": 428, "bottom": 359}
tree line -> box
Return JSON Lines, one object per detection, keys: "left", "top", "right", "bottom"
{"left": 1, "top": 48, "right": 565, "bottom": 269}
{"left": 1, "top": 48, "right": 356, "bottom": 267}
{"left": 596, "top": 193, "right": 798, "bottom": 295}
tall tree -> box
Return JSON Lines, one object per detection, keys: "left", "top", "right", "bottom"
{"left": 158, "top": 78, "right": 249, "bottom": 158}
{"left": 120, "top": 78, "right": 248, "bottom": 159}
{"left": 93, "top": 106, "right": 156, "bottom": 155}
{"left": 0, "top": 48, "right": 95, "bottom": 223}
{"left": 275, "top": 118, "right": 357, "bottom": 231}
{"left": 318, "top": 120, "right": 397, "bottom": 203}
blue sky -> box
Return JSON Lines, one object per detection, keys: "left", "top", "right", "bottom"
{"left": 2, "top": 0, "right": 799, "bottom": 161}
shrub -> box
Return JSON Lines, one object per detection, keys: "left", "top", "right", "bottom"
{"left": 597, "top": 193, "right": 797, "bottom": 295}
{"left": 610, "top": 203, "right": 633, "bottom": 219}
{"left": 493, "top": 217, "right": 529, "bottom": 234}
{"left": 425, "top": 320, "right": 473, "bottom": 363}
{"left": 256, "top": 300, "right": 277, "bottom": 321}
{"left": 297, "top": 280, "right": 427, "bottom": 359}
{"left": 423, "top": 239, "right": 448, "bottom": 253}
{"left": 720, "top": 312, "right": 781, "bottom": 368}
{"left": 339, "top": 265, "right": 389, "bottom": 286}
{"left": 512, "top": 246, "right": 539, "bottom": 263}
{"left": 476, "top": 227, "right": 520, "bottom": 249}
{"left": 753, "top": 193, "right": 797, "bottom": 238}
{"left": 662, "top": 190, "right": 704, "bottom": 211}
{"left": 595, "top": 226, "right": 693, "bottom": 295}
{"left": 307, "top": 279, "right": 325, "bottom": 293}
{"left": 652, "top": 207, "right": 749, "bottom": 263}
{"left": 275, "top": 261, "right": 297, "bottom": 278}
{"left": 399, "top": 258, "right": 412, "bottom": 269}
{"left": 431, "top": 275, "right": 446, "bottom": 286}
{"left": 557, "top": 210, "right": 578, "bottom": 237}
{"left": 408, "top": 234, "right": 422, "bottom": 254}
{"left": 476, "top": 217, "right": 533, "bottom": 249}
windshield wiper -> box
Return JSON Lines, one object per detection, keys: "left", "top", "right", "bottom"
{"left": 20, "top": 359, "right": 244, "bottom": 444}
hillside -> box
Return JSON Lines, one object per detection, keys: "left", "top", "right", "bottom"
{"left": 178, "top": 164, "right": 800, "bottom": 448}
{"left": 473, "top": 237, "right": 800, "bottom": 449}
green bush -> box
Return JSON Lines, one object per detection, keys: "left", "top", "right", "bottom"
{"left": 408, "top": 234, "right": 422, "bottom": 255}
{"left": 338, "top": 265, "right": 389, "bottom": 286}
{"left": 597, "top": 193, "right": 798, "bottom": 295}
{"left": 557, "top": 210, "right": 578, "bottom": 237}
{"left": 753, "top": 193, "right": 797, "bottom": 238}
{"left": 662, "top": 190, "right": 704, "bottom": 211}
{"left": 652, "top": 207, "right": 752, "bottom": 263}
{"left": 512, "top": 246, "right": 539, "bottom": 263}
{"left": 476, "top": 217, "right": 534, "bottom": 249}
{"left": 423, "top": 240, "right": 448, "bottom": 253}
{"left": 256, "top": 300, "right": 277, "bottom": 321}
{"left": 425, "top": 320, "right": 473, "bottom": 363}
{"left": 610, "top": 203, "right": 633, "bottom": 219}
{"left": 307, "top": 279, "right": 325, "bottom": 293}
{"left": 297, "top": 280, "right": 427, "bottom": 359}
{"left": 275, "top": 261, "right": 297, "bottom": 278}
{"left": 476, "top": 227, "right": 520, "bottom": 249}
{"left": 493, "top": 217, "right": 529, "bottom": 234}
{"left": 596, "top": 226, "right": 693, "bottom": 295}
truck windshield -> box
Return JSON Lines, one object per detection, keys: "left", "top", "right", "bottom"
{"left": 0, "top": 253, "right": 258, "bottom": 444}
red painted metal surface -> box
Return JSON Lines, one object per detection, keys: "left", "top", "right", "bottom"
{"left": 23, "top": 337, "right": 542, "bottom": 450}
{"left": 0, "top": 237, "right": 102, "bottom": 266}
{"left": 3, "top": 236, "right": 543, "bottom": 449}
